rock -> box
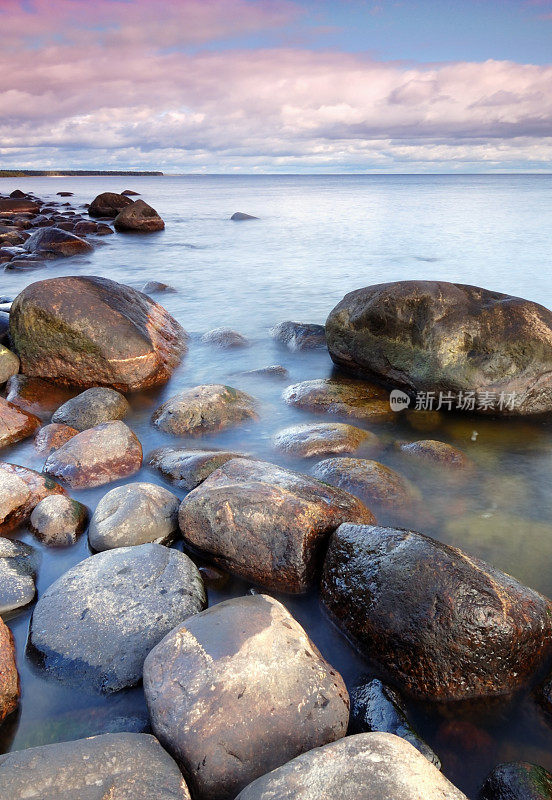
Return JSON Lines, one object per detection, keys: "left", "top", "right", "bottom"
{"left": 0, "top": 462, "right": 66, "bottom": 532}
{"left": 283, "top": 377, "right": 392, "bottom": 422}
{"left": 0, "top": 312, "right": 8, "bottom": 344}
{"left": 114, "top": 199, "right": 164, "bottom": 232}
{"left": 201, "top": 327, "right": 249, "bottom": 348}
{"left": 326, "top": 281, "right": 552, "bottom": 416}
{"left": 0, "top": 618, "right": 19, "bottom": 722}
{"left": 6, "top": 374, "right": 77, "bottom": 420}
{"left": 9, "top": 189, "right": 26, "bottom": 199}
{"left": 52, "top": 387, "right": 130, "bottom": 431}
{"left": 230, "top": 211, "right": 259, "bottom": 220}
{"left": 144, "top": 594, "right": 349, "bottom": 800}
{"left": 397, "top": 439, "right": 474, "bottom": 471}
{"left": 10, "top": 276, "right": 187, "bottom": 391}
{"left": 198, "top": 564, "right": 229, "bottom": 589}
{"left": 73, "top": 220, "right": 99, "bottom": 235}
{"left": 29, "top": 543, "right": 206, "bottom": 692}
{"left": 88, "top": 192, "right": 133, "bottom": 218}
{"left": 0, "top": 733, "right": 192, "bottom": 799}
{"left": 0, "top": 537, "right": 37, "bottom": 614}
{"left": 56, "top": 191, "right": 73, "bottom": 196}
{"left": 0, "top": 396, "right": 40, "bottom": 449}
{"left": 350, "top": 678, "right": 440, "bottom": 767}
{"left": 406, "top": 409, "right": 444, "bottom": 432}
{"left": 148, "top": 447, "right": 248, "bottom": 490}
{"left": 30, "top": 495, "right": 88, "bottom": 547}
{"left": 244, "top": 364, "right": 289, "bottom": 378}
{"left": 0, "top": 345, "right": 19, "bottom": 384}
{"left": 152, "top": 384, "right": 257, "bottom": 436}
{"left": 44, "top": 420, "right": 142, "bottom": 489}
{"left": 23, "top": 227, "right": 93, "bottom": 257}
{"left": 88, "top": 482, "right": 179, "bottom": 551}
{"left": 273, "top": 422, "right": 372, "bottom": 458}
{"left": 235, "top": 732, "right": 467, "bottom": 800}
{"left": 479, "top": 762, "right": 552, "bottom": 799}
{"left": 271, "top": 320, "right": 326, "bottom": 351}
{"left": 322, "top": 523, "right": 552, "bottom": 701}
{"left": 179, "top": 458, "right": 374, "bottom": 592}
{"left": 96, "top": 222, "right": 114, "bottom": 235}
{"left": 122, "top": 189, "right": 140, "bottom": 196}
{"left": 142, "top": 280, "right": 177, "bottom": 294}
{"left": 34, "top": 422, "right": 79, "bottom": 455}
{"left": 0, "top": 198, "right": 40, "bottom": 215}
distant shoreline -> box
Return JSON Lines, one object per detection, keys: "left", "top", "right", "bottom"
{"left": 0, "top": 170, "right": 163, "bottom": 177}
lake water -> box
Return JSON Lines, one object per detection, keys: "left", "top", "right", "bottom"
{"left": 1, "top": 174, "right": 552, "bottom": 798}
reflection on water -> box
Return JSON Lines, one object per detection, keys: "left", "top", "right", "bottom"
{"left": 1, "top": 174, "right": 552, "bottom": 798}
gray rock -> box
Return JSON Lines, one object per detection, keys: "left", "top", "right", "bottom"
{"left": 273, "top": 422, "right": 372, "bottom": 458}
{"left": 270, "top": 321, "right": 326, "bottom": 351}
{"left": 144, "top": 594, "right": 349, "bottom": 800}
{"left": 230, "top": 211, "right": 258, "bottom": 220}
{"left": 89, "top": 482, "right": 179, "bottom": 551}
{"left": 52, "top": 387, "right": 130, "bottom": 431}
{"left": 30, "top": 495, "right": 88, "bottom": 547}
{"left": 234, "top": 732, "right": 467, "bottom": 800}
{"left": 142, "top": 281, "right": 177, "bottom": 294}
{"left": 152, "top": 384, "right": 258, "bottom": 436}
{"left": 0, "top": 537, "right": 37, "bottom": 614}
{"left": 243, "top": 364, "right": 289, "bottom": 378}
{"left": 0, "top": 732, "right": 192, "bottom": 799}
{"left": 201, "top": 327, "right": 249, "bottom": 348}
{"left": 29, "top": 543, "right": 206, "bottom": 692}
{"left": 148, "top": 447, "right": 248, "bottom": 490}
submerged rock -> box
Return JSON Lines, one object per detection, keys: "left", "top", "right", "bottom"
{"left": 321, "top": 524, "right": 552, "bottom": 701}
{"left": 243, "top": 364, "right": 289, "bottom": 378}
{"left": 397, "top": 439, "right": 473, "bottom": 471}
{"left": 142, "top": 280, "right": 177, "bottom": 294}
{"left": 0, "top": 733, "right": 191, "bottom": 799}
{"left": 52, "top": 387, "right": 130, "bottom": 431}
{"left": 179, "top": 458, "right": 373, "bottom": 592}
{"left": 29, "top": 543, "right": 206, "bottom": 693}
{"left": 10, "top": 276, "right": 187, "bottom": 391}
{"left": 0, "top": 396, "right": 40, "bottom": 449}
{"left": 478, "top": 762, "right": 552, "bottom": 800}
{"left": 114, "top": 199, "right": 165, "bottom": 232}
{"left": 230, "top": 211, "right": 258, "bottom": 220}
{"left": 270, "top": 320, "right": 326, "bottom": 351}
{"left": 0, "top": 618, "right": 19, "bottom": 722}
{"left": 6, "top": 375, "right": 77, "bottom": 421}
{"left": 34, "top": 422, "right": 79, "bottom": 455}
{"left": 201, "top": 327, "right": 249, "bottom": 348}
{"left": 273, "top": 422, "right": 372, "bottom": 458}
{"left": 30, "top": 495, "right": 88, "bottom": 547}
{"left": 283, "top": 377, "right": 392, "bottom": 422}
{"left": 0, "top": 537, "right": 37, "bottom": 614}
{"left": 0, "top": 345, "right": 19, "bottom": 385}
{"left": 0, "top": 462, "right": 66, "bottom": 532}
{"left": 144, "top": 594, "right": 349, "bottom": 800}
{"left": 23, "top": 227, "right": 92, "bottom": 257}
{"left": 88, "top": 192, "right": 133, "bottom": 218}
{"left": 148, "top": 447, "right": 247, "bottom": 490}
{"left": 152, "top": 384, "right": 257, "bottom": 436}
{"left": 122, "top": 189, "right": 140, "bottom": 196}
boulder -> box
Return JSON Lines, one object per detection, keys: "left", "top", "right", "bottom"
{"left": 0, "top": 537, "right": 37, "bottom": 613}
{"left": 23, "top": 227, "right": 92, "bottom": 257}
{"left": 9, "top": 276, "right": 187, "bottom": 391}
{"left": 0, "top": 198, "right": 40, "bottom": 215}
{"left": 148, "top": 447, "right": 247, "bottom": 490}
{"left": 43, "top": 420, "right": 142, "bottom": 489}
{"left": 0, "top": 345, "right": 19, "bottom": 385}
{"left": 73, "top": 220, "right": 99, "bottom": 235}
{"left": 230, "top": 211, "right": 258, "bottom": 220}
{"left": 326, "top": 281, "right": 552, "bottom": 416}
{"left": 201, "top": 327, "right": 249, "bottom": 348}
{"left": 144, "top": 594, "right": 349, "bottom": 800}
{"left": 6, "top": 374, "right": 77, "bottom": 420}
{"left": 273, "top": 422, "right": 372, "bottom": 458}
{"left": 397, "top": 439, "right": 473, "bottom": 471}
{"left": 88, "top": 482, "right": 179, "bottom": 551}
{"left": 142, "top": 280, "right": 177, "bottom": 294}
{"left": 34, "top": 422, "right": 79, "bottom": 455}
{"left": 0, "top": 462, "right": 66, "bottom": 532}
{"left": 29, "top": 543, "right": 206, "bottom": 693}
{"left": 88, "top": 192, "right": 133, "bottom": 218}
{"left": 114, "top": 199, "right": 164, "bottom": 232}
{"left": 9, "top": 189, "right": 26, "bottom": 199}
{"left": 0, "top": 733, "right": 191, "bottom": 799}
{"left": 479, "top": 762, "right": 552, "bottom": 799}
{"left": 122, "top": 189, "right": 140, "bottom": 196}
{"left": 30, "top": 495, "right": 88, "bottom": 547}
{"left": 179, "top": 458, "right": 373, "bottom": 592}
{"left": 270, "top": 320, "right": 326, "bottom": 351}
{"left": 152, "top": 384, "right": 257, "bottom": 436}
{"left": 56, "top": 191, "right": 73, "bottom": 197}
{"left": 283, "top": 377, "right": 392, "bottom": 422}
{"left": 0, "top": 618, "right": 19, "bottom": 722}
{"left": 321, "top": 524, "right": 552, "bottom": 701}
{"left": 0, "top": 396, "right": 40, "bottom": 449}
{"left": 234, "top": 732, "right": 467, "bottom": 800}
{"left": 52, "top": 386, "right": 130, "bottom": 430}
{"left": 96, "top": 223, "right": 114, "bottom": 235}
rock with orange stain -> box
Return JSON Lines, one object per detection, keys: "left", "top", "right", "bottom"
{"left": 0, "top": 462, "right": 66, "bottom": 533}
{"left": 6, "top": 375, "right": 77, "bottom": 421}
{"left": 283, "top": 377, "right": 392, "bottom": 422}
{"left": 0, "top": 618, "right": 19, "bottom": 722}
{"left": 0, "top": 396, "right": 40, "bottom": 450}
{"left": 34, "top": 423, "right": 79, "bottom": 456}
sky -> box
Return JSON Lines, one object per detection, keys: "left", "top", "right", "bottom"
{"left": 1, "top": 0, "right": 551, "bottom": 173}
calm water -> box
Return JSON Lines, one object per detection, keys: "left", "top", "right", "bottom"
{"left": 2, "top": 174, "right": 552, "bottom": 797}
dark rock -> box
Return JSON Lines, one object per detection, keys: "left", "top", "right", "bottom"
{"left": 114, "top": 199, "right": 164, "bottom": 232}
{"left": 479, "top": 761, "right": 552, "bottom": 799}
{"left": 271, "top": 320, "right": 326, "bottom": 351}
{"left": 201, "top": 327, "right": 249, "bottom": 348}
{"left": 0, "top": 618, "right": 19, "bottom": 722}
{"left": 397, "top": 439, "right": 474, "bottom": 472}
{"left": 0, "top": 198, "right": 40, "bottom": 215}
{"left": 148, "top": 447, "right": 248, "bottom": 490}
{"left": 321, "top": 524, "right": 552, "bottom": 701}
{"left": 122, "top": 189, "right": 140, "bottom": 196}
{"left": 34, "top": 423, "right": 79, "bottom": 455}
{"left": 95, "top": 223, "right": 114, "bottom": 235}
{"left": 73, "top": 220, "right": 98, "bottom": 235}
{"left": 0, "top": 312, "right": 9, "bottom": 344}
{"left": 0, "top": 345, "right": 19, "bottom": 384}
{"left": 23, "top": 227, "right": 93, "bottom": 257}
{"left": 5, "top": 258, "right": 45, "bottom": 271}
{"left": 142, "top": 280, "right": 177, "bottom": 294}
{"left": 56, "top": 191, "right": 73, "bottom": 196}
{"left": 144, "top": 594, "right": 349, "bottom": 800}
{"left": 0, "top": 462, "right": 66, "bottom": 533}
{"left": 30, "top": 495, "right": 88, "bottom": 547}
{"left": 6, "top": 375, "right": 77, "bottom": 421}
{"left": 230, "top": 211, "right": 258, "bottom": 220}
{"left": 152, "top": 384, "right": 257, "bottom": 436}
{"left": 0, "top": 538, "right": 37, "bottom": 613}
{"left": 9, "top": 190, "right": 26, "bottom": 199}
{"left": 88, "top": 192, "right": 133, "bottom": 218}
{"left": 273, "top": 422, "right": 373, "bottom": 458}
{"left": 283, "top": 377, "right": 392, "bottom": 422}
{"left": 52, "top": 387, "right": 130, "bottom": 431}
{"left": 0, "top": 396, "right": 40, "bottom": 449}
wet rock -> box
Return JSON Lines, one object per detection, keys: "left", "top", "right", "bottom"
{"left": 0, "top": 462, "right": 66, "bottom": 532}
{"left": 6, "top": 374, "right": 77, "bottom": 421}
{"left": 34, "top": 422, "right": 79, "bottom": 455}
{"left": 9, "top": 190, "right": 26, "bottom": 199}
{"left": 273, "top": 422, "right": 372, "bottom": 458}
{"left": 56, "top": 191, "right": 73, "bottom": 197}
{"left": 283, "top": 377, "right": 392, "bottom": 422}
{"left": 0, "top": 345, "right": 19, "bottom": 384}
{"left": 271, "top": 320, "right": 326, "bottom": 351}
{"left": 114, "top": 199, "right": 164, "bottom": 232}
{"left": 144, "top": 594, "right": 349, "bottom": 800}
{"left": 326, "top": 281, "right": 552, "bottom": 416}
{"left": 397, "top": 439, "right": 474, "bottom": 471}
{"left": 142, "top": 280, "right": 177, "bottom": 294}
{"left": 230, "top": 211, "right": 259, "bottom": 220}
{"left": 52, "top": 387, "right": 130, "bottom": 431}
{"left": 122, "top": 189, "right": 140, "bottom": 196}
{"left": 88, "top": 192, "right": 133, "bottom": 218}
{"left": 29, "top": 543, "right": 206, "bottom": 693}
{"left": 244, "top": 364, "right": 289, "bottom": 378}
{"left": 152, "top": 384, "right": 257, "bottom": 436}
{"left": 321, "top": 524, "right": 552, "bottom": 701}
{"left": 0, "top": 198, "right": 40, "bottom": 215}
{"left": 0, "top": 733, "right": 191, "bottom": 799}
{"left": 479, "top": 761, "right": 552, "bottom": 799}
{"left": 179, "top": 458, "right": 374, "bottom": 592}
{"left": 96, "top": 222, "right": 114, "bottom": 235}
{"left": 0, "top": 396, "right": 40, "bottom": 449}
{"left": 73, "top": 220, "right": 99, "bottom": 235}
{"left": 201, "top": 327, "right": 249, "bottom": 348}
{"left": 0, "top": 618, "right": 19, "bottom": 722}
{"left": 0, "top": 537, "right": 37, "bottom": 614}
{"left": 10, "top": 276, "right": 187, "bottom": 391}
{"left": 88, "top": 482, "right": 179, "bottom": 551}
{"left": 235, "top": 732, "right": 467, "bottom": 800}
{"left": 350, "top": 678, "right": 440, "bottom": 767}
{"left": 30, "top": 495, "right": 88, "bottom": 547}
{"left": 198, "top": 564, "right": 229, "bottom": 589}
{"left": 148, "top": 446, "right": 248, "bottom": 490}
{"left": 0, "top": 313, "right": 9, "bottom": 344}
{"left": 44, "top": 420, "right": 142, "bottom": 489}
{"left": 23, "top": 227, "right": 93, "bottom": 257}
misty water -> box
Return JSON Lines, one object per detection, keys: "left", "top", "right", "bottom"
{"left": 1, "top": 173, "right": 552, "bottom": 797}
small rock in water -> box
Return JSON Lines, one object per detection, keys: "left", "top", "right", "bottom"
{"left": 56, "top": 191, "right": 73, "bottom": 196}
{"left": 0, "top": 462, "right": 66, "bottom": 532}
{"left": 88, "top": 192, "right": 133, "bottom": 218}
{"left": 230, "top": 211, "right": 258, "bottom": 220}
{"left": 152, "top": 384, "right": 258, "bottom": 436}
{"left": 201, "top": 327, "right": 249, "bottom": 348}
{"left": 148, "top": 446, "right": 248, "bottom": 490}
{"left": 30, "top": 495, "right": 88, "bottom": 547}
{"left": 397, "top": 439, "right": 474, "bottom": 471}
{"left": 0, "top": 617, "right": 19, "bottom": 722}
{"left": 270, "top": 320, "right": 326, "bottom": 351}
{"left": 0, "top": 537, "right": 37, "bottom": 614}
{"left": 122, "top": 189, "right": 140, "bottom": 196}
{"left": 6, "top": 375, "right": 77, "bottom": 421}
{"left": 273, "top": 421, "right": 372, "bottom": 458}
{"left": 0, "top": 345, "right": 19, "bottom": 385}
{"left": 29, "top": 543, "right": 206, "bottom": 693}
{"left": 478, "top": 762, "right": 552, "bottom": 799}
{"left": 142, "top": 280, "right": 177, "bottom": 294}
{"left": 114, "top": 199, "right": 164, "bottom": 232}
{"left": 144, "top": 594, "right": 349, "bottom": 800}
{"left": 283, "top": 377, "right": 392, "bottom": 421}
{"left": 34, "top": 422, "right": 79, "bottom": 455}
{"left": 243, "top": 364, "right": 289, "bottom": 378}
{"left": 52, "top": 387, "right": 130, "bottom": 431}
{"left": 198, "top": 564, "right": 229, "bottom": 588}
{"left": 88, "top": 482, "right": 179, "bottom": 551}
{"left": 23, "top": 227, "right": 92, "bottom": 257}
{"left": 9, "top": 189, "right": 26, "bottom": 199}
{"left": 95, "top": 222, "right": 114, "bottom": 235}
{"left": 0, "top": 198, "right": 40, "bottom": 215}
{"left": 0, "top": 396, "right": 41, "bottom": 450}
{"left": 73, "top": 220, "right": 99, "bottom": 235}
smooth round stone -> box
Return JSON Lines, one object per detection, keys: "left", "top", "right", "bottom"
{"left": 0, "top": 345, "right": 19, "bottom": 385}
{"left": 52, "top": 387, "right": 130, "bottom": 431}
{"left": 273, "top": 422, "right": 373, "bottom": 458}
{"left": 30, "top": 495, "right": 88, "bottom": 547}
{"left": 270, "top": 320, "right": 326, "bottom": 351}
{"left": 397, "top": 439, "right": 474, "bottom": 470}
{"left": 88, "top": 192, "right": 133, "bottom": 218}
{"left": 282, "top": 378, "right": 392, "bottom": 422}
{"left": 29, "top": 543, "right": 206, "bottom": 693}
{"left": 114, "top": 200, "right": 164, "bottom": 232}
{"left": 152, "top": 384, "right": 258, "bottom": 436}
{"left": 89, "top": 482, "right": 179, "bottom": 551}
{"left": 0, "top": 537, "right": 37, "bottom": 614}
{"left": 0, "top": 617, "right": 19, "bottom": 723}
{"left": 479, "top": 761, "right": 552, "bottom": 799}
{"left": 148, "top": 447, "right": 248, "bottom": 491}
{"left": 23, "top": 226, "right": 93, "bottom": 257}
{"left": 34, "top": 423, "right": 79, "bottom": 455}
{"left": 201, "top": 327, "right": 249, "bottom": 348}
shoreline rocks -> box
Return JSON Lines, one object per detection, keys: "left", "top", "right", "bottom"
{"left": 23, "top": 227, "right": 93, "bottom": 257}
{"left": 88, "top": 192, "right": 133, "bottom": 218}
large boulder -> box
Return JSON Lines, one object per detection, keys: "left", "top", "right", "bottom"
{"left": 0, "top": 396, "right": 40, "bottom": 449}
{"left": 29, "top": 543, "right": 206, "bottom": 693}
{"left": 234, "top": 732, "right": 467, "bottom": 800}
{"left": 326, "top": 281, "right": 552, "bottom": 416}
{"left": 144, "top": 594, "right": 349, "bottom": 800}
{"left": 88, "top": 192, "right": 133, "bottom": 218}
{"left": 23, "top": 227, "right": 92, "bottom": 257}
{"left": 0, "top": 537, "right": 37, "bottom": 613}
{"left": 321, "top": 524, "right": 552, "bottom": 701}
{"left": 52, "top": 387, "right": 130, "bottom": 430}
{"left": 0, "top": 462, "right": 66, "bottom": 533}
{"left": 0, "top": 733, "right": 191, "bottom": 799}
{"left": 152, "top": 384, "right": 258, "bottom": 436}
{"left": 9, "top": 276, "right": 187, "bottom": 391}
{"left": 114, "top": 199, "right": 165, "bottom": 232}
{"left": 179, "top": 458, "right": 374, "bottom": 593}
{"left": 479, "top": 762, "right": 552, "bottom": 799}
{"left": 0, "top": 618, "right": 19, "bottom": 722}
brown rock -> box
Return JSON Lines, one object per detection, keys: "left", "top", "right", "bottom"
{"left": 397, "top": 439, "right": 474, "bottom": 471}
{"left": 0, "top": 396, "right": 40, "bottom": 449}
{"left": 0, "top": 462, "right": 66, "bottom": 533}
{"left": 0, "top": 618, "right": 19, "bottom": 722}
{"left": 152, "top": 384, "right": 257, "bottom": 436}
{"left": 0, "top": 198, "right": 40, "bottom": 215}
{"left": 273, "top": 422, "right": 373, "bottom": 458}
{"left": 73, "top": 220, "right": 99, "bottom": 235}
{"left": 283, "top": 378, "right": 392, "bottom": 422}
{"left": 88, "top": 192, "right": 133, "bottom": 218}
{"left": 6, "top": 375, "right": 77, "bottom": 420}
{"left": 34, "top": 423, "right": 79, "bottom": 455}
{"left": 148, "top": 447, "right": 248, "bottom": 490}
{"left": 114, "top": 199, "right": 165, "bottom": 232}
{"left": 24, "top": 227, "right": 93, "bottom": 257}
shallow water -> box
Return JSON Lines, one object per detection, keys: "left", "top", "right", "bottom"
{"left": 1, "top": 174, "right": 552, "bottom": 797}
